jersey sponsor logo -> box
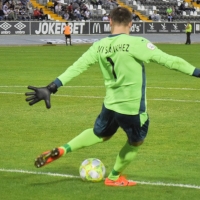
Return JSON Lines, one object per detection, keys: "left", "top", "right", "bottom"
{"left": 92, "top": 23, "right": 101, "bottom": 33}
{"left": 147, "top": 42, "right": 155, "bottom": 50}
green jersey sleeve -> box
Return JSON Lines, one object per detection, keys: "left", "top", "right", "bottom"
{"left": 58, "top": 42, "right": 99, "bottom": 85}
{"left": 131, "top": 37, "right": 195, "bottom": 75}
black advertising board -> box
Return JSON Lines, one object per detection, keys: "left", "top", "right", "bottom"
{"left": 0, "top": 21, "right": 197, "bottom": 35}
{"left": 144, "top": 22, "right": 195, "bottom": 34}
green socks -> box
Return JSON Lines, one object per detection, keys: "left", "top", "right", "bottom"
{"left": 59, "top": 129, "right": 139, "bottom": 181}
{"left": 108, "top": 142, "right": 139, "bottom": 180}
{"left": 61, "top": 128, "right": 103, "bottom": 154}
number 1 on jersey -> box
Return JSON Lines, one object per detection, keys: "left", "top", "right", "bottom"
{"left": 106, "top": 57, "right": 117, "bottom": 79}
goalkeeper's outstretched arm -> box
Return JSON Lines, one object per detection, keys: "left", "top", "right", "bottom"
{"left": 25, "top": 42, "right": 99, "bottom": 108}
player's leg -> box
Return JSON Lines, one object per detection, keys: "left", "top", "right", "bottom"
{"left": 34, "top": 104, "right": 118, "bottom": 168}
{"left": 105, "top": 113, "right": 149, "bottom": 186}
{"left": 34, "top": 128, "right": 103, "bottom": 168}
{"left": 186, "top": 32, "right": 190, "bottom": 44}
{"left": 65, "top": 35, "right": 68, "bottom": 46}
{"left": 62, "top": 104, "right": 118, "bottom": 153}
{"left": 188, "top": 32, "right": 191, "bottom": 44}
{"left": 69, "top": 35, "right": 72, "bottom": 46}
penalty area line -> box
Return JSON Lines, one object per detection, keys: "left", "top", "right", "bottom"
{"left": 1, "top": 91, "right": 200, "bottom": 103}
{"left": 0, "top": 168, "right": 200, "bottom": 189}
{"left": 0, "top": 85, "right": 200, "bottom": 91}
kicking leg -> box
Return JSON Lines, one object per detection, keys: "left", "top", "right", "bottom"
{"left": 34, "top": 128, "right": 103, "bottom": 168}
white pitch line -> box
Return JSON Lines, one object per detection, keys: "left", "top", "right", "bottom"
{"left": 1, "top": 91, "right": 200, "bottom": 103}
{"left": 147, "top": 87, "right": 200, "bottom": 91}
{"left": 0, "top": 168, "right": 200, "bottom": 190}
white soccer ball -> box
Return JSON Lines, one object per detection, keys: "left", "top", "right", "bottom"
{"left": 79, "top": 158, "right": 106, "bottom": 182}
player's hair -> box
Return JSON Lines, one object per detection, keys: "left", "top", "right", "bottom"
{"left": 110, "top": 7, "right": 132, "bottom": 26}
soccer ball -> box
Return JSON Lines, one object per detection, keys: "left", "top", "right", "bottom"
{"left": 79, "top": 158, "right": 106, "bottom": 182}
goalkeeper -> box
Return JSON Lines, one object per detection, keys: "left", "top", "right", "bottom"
{"left": 25, "top": 7, "right": 200, "bottom": 187}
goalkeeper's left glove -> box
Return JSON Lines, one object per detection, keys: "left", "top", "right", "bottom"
{"left": 25, "top": 82, "right": 58, "bottom": 109}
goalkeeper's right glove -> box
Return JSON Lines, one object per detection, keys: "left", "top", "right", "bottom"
{"left": 25, "top": 82, "right": 58, "bottom": 109}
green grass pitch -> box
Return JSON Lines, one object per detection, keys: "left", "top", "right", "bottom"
{"left": 0, "top": 44, "right": 200, "bottom": 200}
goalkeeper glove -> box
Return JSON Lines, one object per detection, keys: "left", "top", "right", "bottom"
{"left": 25, "top": 82, "right": 58, "bottom": 109}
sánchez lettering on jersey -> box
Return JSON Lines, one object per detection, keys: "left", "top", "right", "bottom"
{"left": 97, "top": 44, "right": 130, "bottom": 54}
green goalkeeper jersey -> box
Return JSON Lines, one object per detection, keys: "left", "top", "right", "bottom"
{"left": 58, "top": 34, "right": 195, "bottom": 116}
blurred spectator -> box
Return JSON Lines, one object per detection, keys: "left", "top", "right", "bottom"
{"left": 67, "top": 3, "right": 73, "bottom": 13}
{"left": 74, "top": 7, "right": 83, "bottom": 20}
{"left": 55, "top": 3, "right": 62, "bottom": 15}
{"left": 0, "top": 7, "right": 5, "bottom": 20}
{"left": 80, "top": 3, "right": 88, "bottom": 12}
{"left": 63, "top": 10, "right": 69, "bottom": 20}
{"left": 9, "top": 1, "right": 15, "bottom": 10}
{"left": 102, "top": 13, "right": 109, "bottom": 21}
{"left": 97, "top": 0, "right": 103, "bottom": 5}
{"left": 179, "top": 2, "right": 195, "bottom": 11}
{"left": 72, "top": 2, "right": 79, "bottom": 10}
{"left": 84, "top": 8, "right": 90, "bottom": 20}
{"left": 179, "top": 2, "right": 185, "bottom": 11}
{"left": 151, "top": 10, "right": 161, "bottom": 21}
{"left": 7, "top": 7, "right": 16, "bottom": 20}
{"left": 68, "top": 11, "right": 74, "bottom": 20}
{"left": 53, "top": 0, "right": 58, "bottom": 13}
{"left": 132, "top": 9, "right": 140, "bottom": 21}
{"left": 21, "top": 0, "right": 28, "bottom": 7}
{"left": 33, "top": 7, "right": 41, "bottom": 20}
{"left": 18, "top": 7, "right": 29, "bottom": 20}
{"left": 166, "top": 6, "right": 173, "bottom": 22}
{"left": 39, "top": 8, "right": 48, "bottom": 20}
{"left": 3, "top": 4, "right": 9, "bottom": 19}
{"left": 2, "top": 0, "right": 9, "bottom": 5}
{"left": 3, "top": 2, "right": 9, "bottom": 11}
